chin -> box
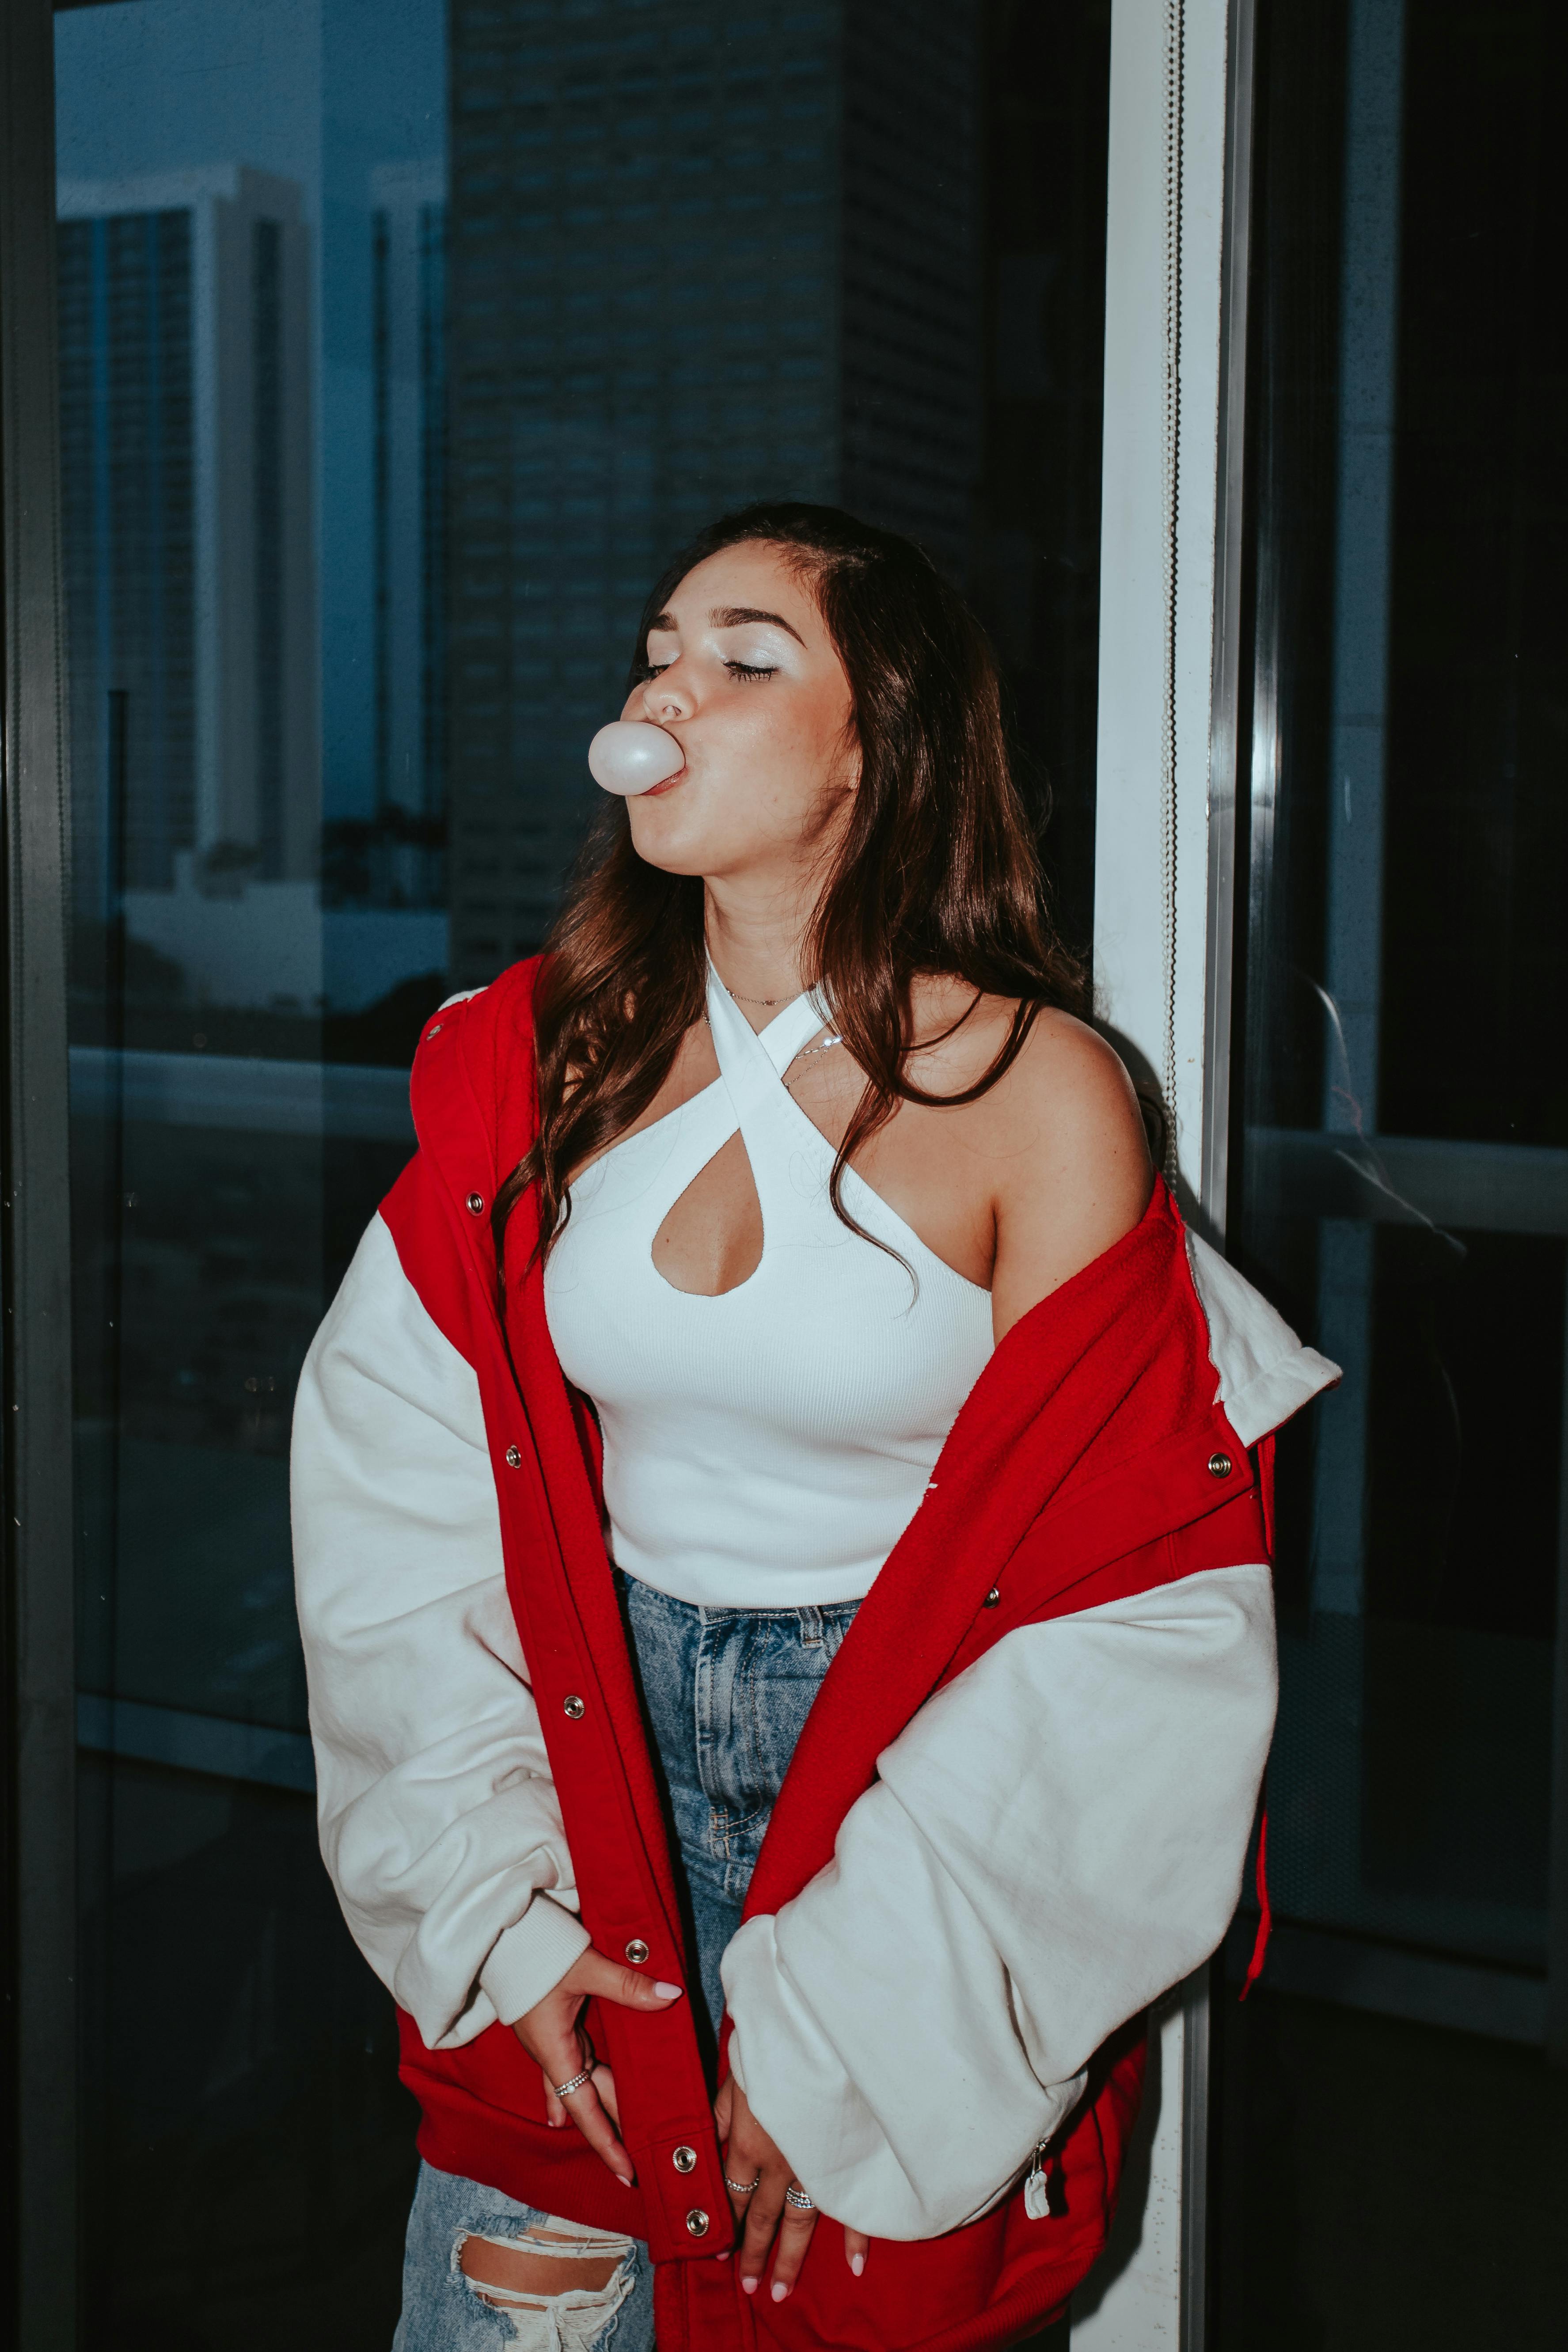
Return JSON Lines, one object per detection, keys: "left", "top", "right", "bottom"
{"left": 626, "top": 808, "right": 714, "bottom": 878}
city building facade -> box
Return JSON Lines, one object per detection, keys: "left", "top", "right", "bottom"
{"left": 370, "top": 158, "right": 448, "bottom": 904}
{"left": 58, "top": 164, "right": 319, "bottom": 918}
{"left": 444, "top": 0, "right": 981, "bottom": 984}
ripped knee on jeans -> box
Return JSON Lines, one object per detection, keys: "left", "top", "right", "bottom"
{"left": 455, "top": 2216, "right": 637, "bottom": 2346}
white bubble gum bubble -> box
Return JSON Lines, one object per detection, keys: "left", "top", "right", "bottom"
{"left": 587, "top": 720, "right": 686, "bottom": 795}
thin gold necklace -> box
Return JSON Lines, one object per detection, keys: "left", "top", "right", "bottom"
{"left": 707, "top": 972, "right": 843, "bottom": 1057}
{"left": 706, "top": 939, "right": 807, "bottom": 1006}
{"left": 715, "top": 976, "right": 794, "bottom": 1007}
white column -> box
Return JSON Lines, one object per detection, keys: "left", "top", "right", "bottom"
{"left": 1078, "top": 0, "right": 1235, "bottom": 2344}
{"left": 1071, "top": 1993, "right": 1194, "bottom": 2350}
{"left": 1091, "top": 0, "right": 1230, "bottom": 1212}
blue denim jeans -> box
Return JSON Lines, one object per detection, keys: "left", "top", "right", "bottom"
{"left": 393, "top": 2160, "right": 654, "bottom": 2352}
{"left": 623, "top": 1576, "right": 861, "bottom": 2043}
{"left": 395, "top": 1578, "right": 860, "bottom": 2347}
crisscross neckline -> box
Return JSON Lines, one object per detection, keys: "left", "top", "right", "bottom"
{"left": 705, "top": 964, "right": 835, "bottom": 1077}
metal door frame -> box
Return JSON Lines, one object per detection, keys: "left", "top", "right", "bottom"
{"left": 0, "top": 4, "right": 78, "bottom": 2348}
{"left": 1076, "top": 1, "right": 1257, "bottom": 2344}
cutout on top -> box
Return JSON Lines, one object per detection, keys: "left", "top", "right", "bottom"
{"left": 651, "top": 1130, "right": 763, "bottom": 1296}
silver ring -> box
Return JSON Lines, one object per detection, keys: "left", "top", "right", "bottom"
{"left": 553, "top": 2067, "right": 594, "bottom": 2099}
{"left": 784, "top": 2184, "right": 816, "bottom": 2211}
{"left": 725, "top": 2172, "right": 762, "bottom": 2196}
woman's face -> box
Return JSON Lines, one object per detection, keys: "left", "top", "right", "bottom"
{"left": 618, "top": 540, "right": 857, "bottom": 883}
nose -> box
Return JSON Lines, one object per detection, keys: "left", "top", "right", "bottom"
{"left": 641, "top": 665, "right": 694, "bottom": 725}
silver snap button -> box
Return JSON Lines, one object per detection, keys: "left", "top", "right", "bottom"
{"left": 673, "top": 2145, "right": 697, "bottom": 2174}
{"left": 563, "top": 1695, "right": 585, "bottom": 1720}
{"left": 983, "top": 1586, "right": 1001, "bottom": 1607}
{"left": 624, "top": 1939, "right": 649, "bottom": 1965}
{"left": 1207, "top": 1451, "right": 1234, "bottom": 1478}
{"left": 466, "top": 1192, "right": 485, "bottom": 1215}
{"left": 685, "top": 2208, "right": 709, "bottom": 2237}
{"left": 505, "top": 1444, "right": 522, "bottom": 1468}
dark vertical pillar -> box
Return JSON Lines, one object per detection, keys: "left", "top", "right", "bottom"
{"left": 419, "top": 199, "right": 446, "bottom": 863}
{"left": 1551, "top": 1254, "right": 1568, "bottom": 2064}
{"left": 0, "top": 3, "right": 79, "bottom": 2346}
{"left": 372, "top": 206, "right": 391, "bottom": 838}
{"left": 253, "top": 216, "right": 285, "bottom": 880}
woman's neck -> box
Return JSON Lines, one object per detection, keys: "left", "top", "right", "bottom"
{"left": 703, "top": 877, "right": 816, "bottom": 1026}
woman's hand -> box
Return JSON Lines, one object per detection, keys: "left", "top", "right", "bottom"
{"left": 511, "top": 1947, "right": 683, "bottom": 2185}
{"left": 715, "top": 2074, "right": 869, "bottom": 2297}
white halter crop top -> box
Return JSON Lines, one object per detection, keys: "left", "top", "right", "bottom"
{"left": 543, "top": 967, "right": 995, "bottom": 1609}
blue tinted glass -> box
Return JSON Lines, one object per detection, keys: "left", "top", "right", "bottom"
{"left": 1220, "top": 39, "right": 1568, "bottom": 2344}
{"left": 57, "top": 0, "right": 1110, "bottom": 2333}
{"left": 1234, "top": 0, "right": 1566, "bottom": 1984}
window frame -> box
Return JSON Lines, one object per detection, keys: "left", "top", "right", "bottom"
{"left": 0, "top": 3, "right": 1262, "bottom": 2345}
{"left": 0, "top": 4, "right": 79, "bottom": 2345}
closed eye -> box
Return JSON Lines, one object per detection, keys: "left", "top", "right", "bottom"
{"left": 725, "top": 660, "right": 777, "bottom": 681}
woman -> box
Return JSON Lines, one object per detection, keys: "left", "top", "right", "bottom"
{"left": 293, "top": 503, "right": 1335, "bottom": 2351}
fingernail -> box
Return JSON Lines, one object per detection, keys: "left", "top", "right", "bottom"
{"left": 653, "top": 1982, "right": 683, "bottom": 1999}
{"left": 741, "top": 2276, "right": 758, "bottom": 2296}
{"left": 717, "top": 2249, "right": 731, "bottom": 2262}
{"left": 617, "top": 2173, "right": 634, "bottom": 2188}
{"left": 771, "top": 2282, "right": 790, "bottom": 2303}
{"left": 851, "top": 2253, "right": 865, "bottom": 2277}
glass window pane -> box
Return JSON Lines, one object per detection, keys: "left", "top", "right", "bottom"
{"left": 56, "top": 1, "right": 1111, "bottom": 2335}
{"left": 1220, "top": 0, "right": 1568, "bottom": 2337}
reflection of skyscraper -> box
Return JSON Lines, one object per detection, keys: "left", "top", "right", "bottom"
{"left": 444, "top": 0, "right": 981, "bottom": 985}
{"left": 370, "top": 161, "right": 447, "bottom": 903}
{"left": 58, "top": 166, "right": 318, "bottom": 914}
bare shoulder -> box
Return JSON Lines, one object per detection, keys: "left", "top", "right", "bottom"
{"left": 995, "top": 1003, "right": 1149, "bottom": 1153}
{"left": 906, "top": 979, "right": 1144, "bottom": 1151}
{"left": 905, "top": 980, "right": 1153, "bottom": 1338}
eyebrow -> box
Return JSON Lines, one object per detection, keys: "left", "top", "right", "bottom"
{"left": 711, "top": 604, "right": 806, "bottom": 643}
{"left": 648, "top": 605, "right": 806, "bottom": 646}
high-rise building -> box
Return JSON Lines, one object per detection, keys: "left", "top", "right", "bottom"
{"left": 369, "top": 160, "right": 447, "bottom": 904}
{"left": 58, "top": 165, "right": 318, "bottom": 918}
{"left": 444, "top": 0, "right": 981, "bottom": 985}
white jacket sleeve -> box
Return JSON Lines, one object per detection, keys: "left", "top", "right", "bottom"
{"left": 721, "top": 1561, "right": 1276, "bottom": 2239}
{"left": 292, "top": 1213, "right": 590, "bottom": 2049}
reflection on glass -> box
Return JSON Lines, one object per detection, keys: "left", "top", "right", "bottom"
{"left": 1236, "top": 0, "right": 1566, "bottom": 1979}
{"left": 62, "top": 163, "right": 318, "bottom": 900}
{"left": 60, "top": 4, "right": 448, "bottom": 2336}
{"left": 1219, "top": 4, "right": 1568, "bottom": 2333}
{"left": 367, "top": 160, "right": 447, "bottom": 904}
{"left": 57, "top": 0, "right": 1112, "bottom": 2334}
{"left": 442, "top": 0, "right": 987, "bottom": 980}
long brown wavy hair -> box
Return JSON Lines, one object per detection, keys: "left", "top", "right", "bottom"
{"left": 494, "top": 501, "right": 1087, "bottom": 1268}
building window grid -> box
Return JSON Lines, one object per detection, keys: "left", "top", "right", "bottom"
{"left": 446, "top": 0, "right": 980, "bottom": 977}
{"left": 58, "top": 206, "right": 196, "bottom": 903}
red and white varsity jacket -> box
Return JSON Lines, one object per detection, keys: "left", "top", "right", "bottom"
{"left": 291, "top": 958, "right": 1336, "bottom": 2351}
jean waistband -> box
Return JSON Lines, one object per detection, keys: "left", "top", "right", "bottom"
{"left": 614, "top": 1568, "right": 862, "bottom": 1628}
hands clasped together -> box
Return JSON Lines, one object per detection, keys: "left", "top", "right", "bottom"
{"left": 512, "top": 1945, "right": 870, "bottom": 2299}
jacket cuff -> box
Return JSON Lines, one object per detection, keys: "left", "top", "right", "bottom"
{"left": 479, "top": 1896, "right": 592, "bottom": 2025}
